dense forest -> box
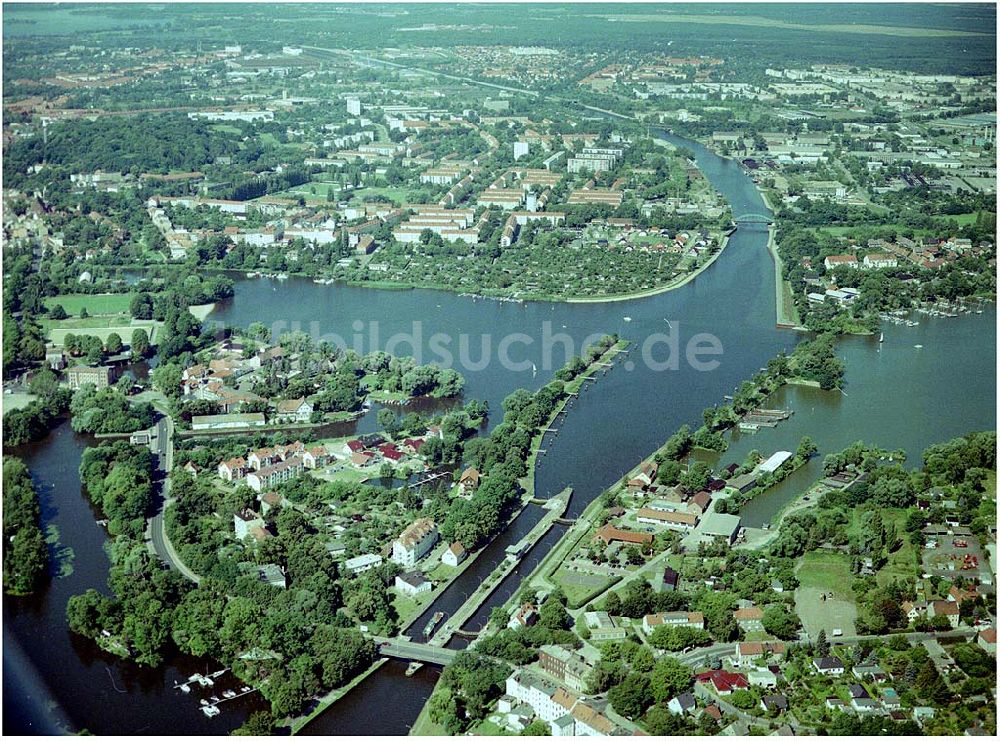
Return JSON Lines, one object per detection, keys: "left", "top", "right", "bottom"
{"left": 2, "top": 456, "right": 49, "bottom": 595}
{"left": 2, "top": 114, "right": 239, "bottom": 182}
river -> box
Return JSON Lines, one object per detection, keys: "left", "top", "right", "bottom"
{"left": 3, "top": 132, "right": 994, "bottom": 735}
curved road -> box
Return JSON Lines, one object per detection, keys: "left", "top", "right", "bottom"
{"left": 147, "top": 414, "right": 201, "bottom": 583}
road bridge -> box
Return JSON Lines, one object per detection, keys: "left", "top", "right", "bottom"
{"left": 371, "top": 637, "right": 459, "bottom": 666}
{"left": 733, "top": 213, "right": 774, "bottom": 224}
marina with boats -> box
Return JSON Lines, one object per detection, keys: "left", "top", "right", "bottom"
{"left": 173, "top": 669, "right": 259, "bottom": 719}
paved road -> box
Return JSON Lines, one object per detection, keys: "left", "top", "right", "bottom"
{"left": 146, "top": 414, "right": 201, "bottom": 583}
{"left": 371, "top": 637, "right": 458, "bottom": 666}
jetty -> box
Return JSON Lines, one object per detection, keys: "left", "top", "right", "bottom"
{"left": 739, "top": 408, "right": 792, "bottom": 430}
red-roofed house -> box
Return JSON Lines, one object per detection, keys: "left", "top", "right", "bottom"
{"left": 218, "top": 456, "right": 247, "bottom": 482}
{"left": 696, "top": 670, "right": 749, "bottom": 695}
{"left": 977, "top": 628, "right": 996, "bottom": 655}
{"left": 343, "top": 439, "right": 365, "bottom": 455}
{"left": 379, "top": 443, "right": 405, "bottom": 462}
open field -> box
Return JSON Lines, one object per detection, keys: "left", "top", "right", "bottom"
{"left": 551, "top": 565, "right": 614, "bottom": 607}
{"left": 46, "top": 321, "right": 159, "bottom": 347}
{"left": 794, "top": 551, "right": 858, "bottom": 639}
{"left": 43, "top": 293, "right": 135, "bottom": 315}
{"left": 1, "top": 392, "right": 37, "bottom": 412}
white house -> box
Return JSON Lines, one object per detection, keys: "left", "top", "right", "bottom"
{"left": 391, "top": 518, "right": 439, "bottom": 568}
{"left": 234, "top": 509, "right": 264, "bottom": 540}
{"left": 813, "top": 657, "right": 845, "bottom": 675}
{"left": 395, "top": 571, "right": 432, "bottom": 598}
{"left": 344, "top": 553, "right": 382, "bottom": 575}
{"left": 274, "top": 397, "right": 313, "bottom": 423}
{"left": 642, "top": 611, "right": 705, "bottom": 634}
{"left": 245, "top": 456, "right": 304, "bottom": 493}
{"left": 218, "top": 456, "right": 247, "bottom": 481}
{"left": 442, "top": 542, "right": 467, "bottom": 567}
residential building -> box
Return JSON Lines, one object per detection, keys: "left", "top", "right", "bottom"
{"left": 813, "top": 656, "right": 845, "bottom": 675}
{"left": 654, "top": 565, "right": 680, "bottom": 593}
{"left": 863, "top": 253, "right": 898, "bottom": 269}
{"left": 699, "top": 512, "right": 742, "bottom": 545}
{"left": 391, "top": 518, "right": 439, "bottom": 568}
{"left": 593, "top": 524, "right": 653, "bottom": 547}
{"left": 274, "top": 397, "right": 313, "bottom": 423}
{"left": 458, "top": 467, "right": 481, "bottom": 494}
{"left": 537, "top": 645, "right": 590, "bottom": 693}
{"left": 928, "top": 599, "right": 961, "bottom": 628}
{"left": 762, "top": 695, "right": 789, "bottom": 714}
{"left": 46, "top": 348, "right": 66, "bottom": 371}
{"left": 303, "top": 445, "right": 331, "bottom": 469}
{"left": 256, "top": 563, "right": 287, "bottom": 589}
{"left": 734, "top": 606, "right": 765, "bottom": 633}
{"left": 344, "top": 553, "right": 382, "bottom": 575}
{"left": 442, "top": 542, "right": 467, "bottom": 567}
{"left": 234, "top": 509, "right": 265, "bottom": 540}
{"left": 636, "top": 508, "right": 699, "bottom": 531}
{"left": 977, "top": 628, "right": 996, "bottom": 655}
{"left": 218, "top": 456, "right": 247, "bottom": 482}
{"left": 395, "top": 571, "right": 432, "bottom": 598}
{"left": 66, "top": 365, "right": 116, "bottom": 390}
{"left": 583, "top": 611, "right": 627, "bottom": 641}
{"left": 667, "top": 692, "right": 697, "bottom": 715}
{"left": 735, "top": 641, "right": 786, "bottom": 667}
{"left": 509, "top": 603, "right": 539, "bottom": 630}
{"left": 642, "top": 611, "right": 705, "bottom": 634}
{"left": 824, "top": 254, "right": 859, "bottom": 270}
{"left": 696, "top": 669, "right": 749, "bottom": 695}
{"left": 245, "top": 455, "right": 305, "bottom": 492}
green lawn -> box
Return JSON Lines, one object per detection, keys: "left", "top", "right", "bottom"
{"left": 46, "top": 321, "right": 159, "bottom": 347}
{"left": 392, "top": 590, "right": 435, "bottom": 627}
{"left": 468, "top": 718, "right": 512, "bottom": 736}
{"left": 983, "top": 469, "right": 997, "bottom": 500}
{"left": 44, "top": 293, "right": 135, "bottom": 315}
{"left": 932, "top": 212, "right": 983, "bottom": 227}
{"left": 346, "top": 186, "right": 417, "bottom": 205}
{"left": 284, "top": 180, "right": 343, "bottom": 197}
{"left": 864, "top": 509, "right": 918, "bottom": 585}
{"left": 552, "top": 565, "right": 615, "bottom": 608}
{"left": 796, "top": 551, "right": 854, "bottom": 597}
{"left": 309, "top": 465, "right": 375, "bottom": 485}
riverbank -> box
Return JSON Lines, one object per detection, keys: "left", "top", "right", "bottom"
{"left": 282, "top": 658, "right": 389, "bottom": 735}
{"left": 187, "top": 303, "right": 216, "bottom": 321}
{"left": 196, "top": 234, "right": 732, "bottom": 307}
{"left": 765, "top": 226, "right": 804, "bottom": 329}
{"left": 565, "top": 231, "right": 733, "bottom": 304}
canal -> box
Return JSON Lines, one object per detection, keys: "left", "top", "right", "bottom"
{"left": 3, "top": 131, "right": 994, "bottom": 735}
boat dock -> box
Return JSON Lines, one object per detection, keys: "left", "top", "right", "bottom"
{"left": 739, "top": 408, "right": 793, "bottom": 431}
{"left": 174, "top": 669, "right": 258, "bottom": 718}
